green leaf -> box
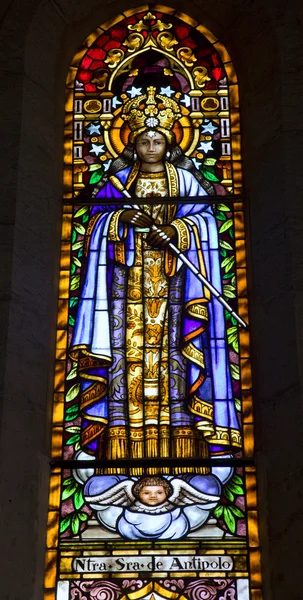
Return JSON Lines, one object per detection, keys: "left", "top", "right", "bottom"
{"left": 63, "top": 476, "right": 76, "bottom": 487}
{"left": 72, "top": 241, "right": 84, "bottom": 251}
{"left": 60, "top": 515, "right": 71, "bottom": 533}
{"left": 231, "top": 316, "right": 237, "bottom": 326}
{"left": 223, "top": 272, "right": 235, "bottom": 279}
{"left": 72, "top": 229, "right": 77, "bottom": 244}
{"left": 227, "top": 326, "right": 237, "bottom": 335}
{"left": 89, "top": 168, "right": 104, "bottom": 184}
{"left": 66, "top": 426, "right": 81, "bottom": 434}
{"left": 200, "top": 166, "right": 220, "bottom": 182}
{"left": 226, "top": 481, "right": 244, "bottom": 495}
{"left": 62, "top": 483, "right": 78, "bottom": 500}
{"left": 235, "top": 398, "right": 242, "bottom": 411}
{"left": 69, "top": 297, "right": 78, "bottom": 308}
{"left": 230, "top": 363, "right": 240, "bottom": 380}
{"left": 73, "top": 256, "right": 82, "bottom": 268}
{"left": 219, "top": 219, "right": 233, "bottom": 233}
{"left": 232, "top": 475, "right": 243, "bottom": 485}
{"left": 75, "top": 441, "right": 81, "bottom": 451}
{"left": 70, "top": 275, "right": 80, "bottom": 291}
{"left": 228, "top": 335, "right": 238, "bottom": 347}
{"left": 65, "top": 383, "right": 80, "bottom": 403}
{"left": 223, "top": 506, "right": 236, "bottom": 534}
{"left": 217, "top": 203, "right": 230, "bottom": 212}
{"left": 216, "top": 211, "right": 227, "bottom": 221}
{"left": 71, "top": 263, "right": 76, "bottom": 275}
{"left": 214, "top": 505, "right": 224, "bottom": 518}
{"left": 78, "top": 247, "right": 83, "bottom": 258}
{"left": 225, "top": 256, "right": 235, "bottom": 273}
{"left": 74, "top": 223, "right": 86, "bottom": 236}
{"left": 223, "top": 288, "right": 236, "bottom": 299}
{"left": 230, "top": 505, "right": 245, "bottom": 518}
{"left": 71, "top": 513, "right": 80, "bottom": 535}
{"left": 220, "top": 240, "right": 233, "bottom": 250}
{"left": 74, "top": 488, "right": 85, "bottom": 510}
{"left": 66, "top": 433, "right": 81, "bottom": 446}
{"left": 66, "top": 363, "right": 78, "bottom": 380}
{"left": 221, "top": 255, "right": 235, "bottom": 272}
{"left": 229, "top": 228, "right": 234, "bottom": 239}
{"left": 89, "top": 164, "right": 102, "bottom": 172}
{"left": 69, "top": 315, "right": 75, "bottom": 326}
{"left": 65, "top": 403, "right": 79, "bottom": 416}
{"left": 78, "top": 512, "right": 88, "bottom": 522}
{"left": 74, "top": 206, "right": 89, "bottom": 218}
{"left": 232, "top": 338, "right": 239, "bottom": 353}
{"left": 82, "top": 214, "right": 89, "bottom": 223}
{"left": 65, "top": 411, "right": 79, "bottom": 422}
{"left": 224, "top": 487, "right": 235, "bottom": 502}
{"left": 220, "top": 249, "right": 227, "bottom": 258}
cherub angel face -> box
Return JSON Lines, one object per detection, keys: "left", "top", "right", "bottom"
{"left": 138, "top": 485, "right": 167, "bottom": 506}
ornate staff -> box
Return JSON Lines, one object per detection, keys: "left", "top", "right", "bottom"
{"left": 109, "top": 175, "right": 248, "bottom": 329}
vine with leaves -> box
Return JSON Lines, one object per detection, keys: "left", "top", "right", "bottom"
{"left": 60, "top": 205, "right": 92, "bottom": 537}
{"left": 212, "top": 202, "right": 245, "bottom": 535}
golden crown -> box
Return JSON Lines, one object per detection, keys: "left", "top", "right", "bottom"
{"left": 121, "top": 86, "right": 181, "bottom": 143}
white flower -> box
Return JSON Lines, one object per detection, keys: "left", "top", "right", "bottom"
{"left": 145, "top": 117, "right": 159, "bottom": 128}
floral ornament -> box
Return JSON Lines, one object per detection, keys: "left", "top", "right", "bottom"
{"left": 104, "top": 48, "right": 125, "bottom": 69}
{"left": 145, "top": 117, "right": 159, "bottom": 128}
{"left": 177, "top": 47, "right": 197, "bottom": 67}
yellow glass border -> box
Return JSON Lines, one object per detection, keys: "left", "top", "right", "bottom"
{"left": 45, "top": 6, "right": 261, "bottom": 600}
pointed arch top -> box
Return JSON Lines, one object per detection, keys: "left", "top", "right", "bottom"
{"left": 64, "top": 5, "right": 241, "bottom": 198}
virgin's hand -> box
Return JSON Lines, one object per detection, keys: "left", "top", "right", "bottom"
{"left": 120, "top": 209, "right": 154, "bottom": 228}
{"left": 147, "top": 225, "right": 177, "bottom": 248}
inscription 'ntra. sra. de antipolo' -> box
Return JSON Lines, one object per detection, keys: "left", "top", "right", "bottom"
{"left": 73, "top": 555, "right": 233, "bottom": 573}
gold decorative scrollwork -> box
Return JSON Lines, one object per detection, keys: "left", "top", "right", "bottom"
{"left": 129, "top": 68, "right": 139, "bottom": 77}
{"left": 91, "top": 69, "right": 109, "bottom": 90}
{"left": 152, "top": 19, "right": 172, "bottom": 32}
{"left": 177, "top": 46, "right": 197, "bottom": 67}
{"left": 128, "top": 20, "right": 148, "bottom": 33}
{"left": 104, "top": 48, "right": 125, "bottom": 68}
{"left": 157, "top": 31, "right": 178, "bottom": 52}
{"left": 124, "top": 32, "right": 145, "bottom": 53}
{"left": 144, "top": 11, "right": 156, "bottom": 21}
{"left": 193, "top": 65, "right": 211, "bottom": 88}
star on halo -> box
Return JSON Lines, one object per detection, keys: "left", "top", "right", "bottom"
{"left": 197, "top": 141, "right": 213, "bottom": 154}
{"left": 181, "top": 94, "right": 191, "bottom": 108}
{"left": 160, "top": 86, "right": 175, "bottom": 98}
{"left": 87, "top": 122, "right": 101, "bottom": 135}
{"left": 126, "top": 86, "right": 142, "bottom": 98}
{"left": 112, "top": 96, "right": 122, "bottom": 109}
{"left": 89, "top": 143, "right": 105, "bottom": 156}
{"left": 192, "top": 158, "right": 202, "bottom": 169}
{"left": 201, "top": 121, "right": 218, "bottom": 135}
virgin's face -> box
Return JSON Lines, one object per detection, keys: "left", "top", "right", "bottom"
{"left": 135, "top": 132, "right": 166, "bottom": 164}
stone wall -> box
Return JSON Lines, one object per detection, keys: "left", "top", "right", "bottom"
{"left": 0, "top": 0, "right": 303, "bottom": 598}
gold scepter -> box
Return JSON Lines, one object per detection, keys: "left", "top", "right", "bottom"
{"left": 109, "top": 175, "right": 247, "bottom": 329}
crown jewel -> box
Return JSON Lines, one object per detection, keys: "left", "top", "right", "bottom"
{"left": 121, "top": 86, "right": 181, "bottom": 142}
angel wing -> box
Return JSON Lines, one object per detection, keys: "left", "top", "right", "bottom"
{"left": 169, "top": 476, "right": 221, "bottom": 506}
{"left": 83, "top": 476, "right": 136, "bottom": 508}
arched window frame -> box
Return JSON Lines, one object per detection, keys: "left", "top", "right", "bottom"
{"left": 45, "top": 7, "right": 261, "bottom": 600}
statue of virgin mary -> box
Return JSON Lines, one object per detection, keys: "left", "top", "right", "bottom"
{"left": 70, "top": 86, "right": 241, "bottom": 469}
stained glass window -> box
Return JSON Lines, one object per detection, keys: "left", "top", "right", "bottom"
{"left": 45, "top": 6, "right": 262, "bottom": 600}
